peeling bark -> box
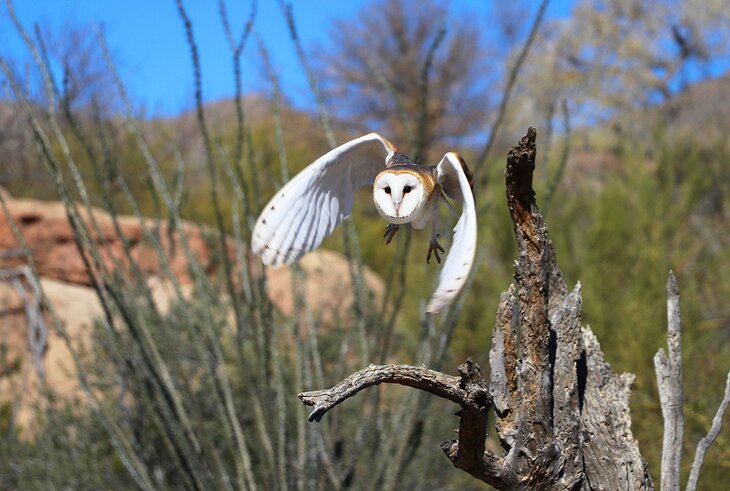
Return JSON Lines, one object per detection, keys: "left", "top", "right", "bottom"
{"left": 581, "top": 329, "right": 653, "bottom": 490}
{"left": 485, "top": 128, "right": 651, "bottom": 489}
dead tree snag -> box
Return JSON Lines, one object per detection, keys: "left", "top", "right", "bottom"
{"left": 299, "top": 128, "right": 655, "bottom": 489}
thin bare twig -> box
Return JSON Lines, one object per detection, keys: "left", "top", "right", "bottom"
{"left": 0, "top": 156, "right": 158, "bottom": 491}
{"left": 0, "top": 266, "right": 47, "bottom": 379}
{"left": 362, "top": 51, "right": 415, "bottom": 143}
{"left": 686, "top": 370, "right": 730, "bottom": 491}
{"left": 277, "top": 0, "right": 336, "bottom": 147}
{"left": 175, "top": 0, "right": 247, "bottom": 349}
{"left": 218, "top": 0, "right": 257, "bottom": 185}
{"left": 474, "top": 0, "right": 549, "bottom": 189}
{"left": 413, "top": 25, "right": 446, "bottom": 162}
{"left": 257, "top": 35, "right": 290, "bottom": 184}
{"left": 543, "top": 98, "right": 571, "bottom": 213}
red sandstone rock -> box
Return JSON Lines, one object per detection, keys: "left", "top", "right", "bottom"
{"left": 0, "top": 195, "right": 233, "bottom": 286}
{"left": 0, "top": 191, "right": 384, "bottom": 316}
{"left": 0, "top": 191, "right": 385, "bottom": 433}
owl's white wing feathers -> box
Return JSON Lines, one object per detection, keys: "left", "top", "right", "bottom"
{"left": 426, "top": 153, "right": 477, "bottom": 313}
{"left": 252, "top": 133, "right": 395, "bottom": 267}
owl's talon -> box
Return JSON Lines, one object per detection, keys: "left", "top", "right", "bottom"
{"left": 384, "top": 223, "right": 399, "bottom": 245}
{"left": 427, "top": 237, "right": 445, "bottom": 264}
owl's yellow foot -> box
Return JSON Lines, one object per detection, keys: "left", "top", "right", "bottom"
{"left": 427, "top": 235, "right": 445, "bottom": 264}
{"left": 384, "top": 223, "right": 400, "bottom": 245}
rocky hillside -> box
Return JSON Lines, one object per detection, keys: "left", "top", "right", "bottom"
{"left": 0, "top": 189, "right": 383, "bottom": 433}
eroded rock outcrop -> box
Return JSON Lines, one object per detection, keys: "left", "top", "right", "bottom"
{"left": 0, "top": 191, "right": 384, "bottom": 433}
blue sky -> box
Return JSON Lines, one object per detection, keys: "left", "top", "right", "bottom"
{"left": 1, "top": 1, "right": 574, "bottom": 116}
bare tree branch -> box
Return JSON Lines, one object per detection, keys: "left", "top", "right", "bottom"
{"left": 0, "top": 265, "right": 47, "bottom": 379}
{"left": 654, "top": 271, "right": 684, "bottom": 491}
{"left": 319, "top": 0, "right": 487, "bottom": 158}
{"left": 277, "top": 0, "right": 336, "bottom": 148}
{"left": 440, "top": 360, "right": 507, "bottom": 487}
{"left": 474, "top": 0, "right": 549, "bottom": 188}
{"left": 543, "top": 98, "right": 571, "bottom": 213}
{"left": 298, "top": 361, "right": 488, "bottom": 423}
{"left": 686, "top": 370, "right": 730, "bottom": 491}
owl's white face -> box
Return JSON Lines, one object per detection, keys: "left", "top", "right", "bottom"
{"left": 373, "top": 171, "right": 425, "bottom": 224}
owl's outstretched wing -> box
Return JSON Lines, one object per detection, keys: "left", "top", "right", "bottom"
{"left": 252, "top": 133, "right": 396, "bottom": 267}
{"left": 427, "top": 152, "right": 477, "bottom": 313}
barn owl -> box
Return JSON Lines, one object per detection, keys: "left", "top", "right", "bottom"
{"left": 251, "top": 133, "right": 476, "bottom": 313}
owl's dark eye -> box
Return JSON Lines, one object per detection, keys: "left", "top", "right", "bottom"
{"left": 403, "top": 185, "right": 412, "bottom": 194}
{"left": 384, "top": 186, "right": 391, "bottom": 194}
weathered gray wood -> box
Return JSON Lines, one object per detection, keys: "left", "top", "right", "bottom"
{"left": 581, "top": 328, "right": 653, "bottom": 490}
{"left": 298, "top": 360, "right": 506, "bottom": 486}
{"left": 487, "top": 128, "right": 652, "bottom": 490}
{"left": 502, "top": 128, "right": 561, "bottom": 488}
{"left": 489, "top": 286, "right": 519, "bottom": 447}
{"left": 551, "top": 284, "right": 585, "bottom": 490}
{"left": 654, "top": 271, "right": 684, "bottom": 491}
{"left": 298, "top": 361, "right": 487, "bottom": 423}
{"left": 440, "top": 360, "right": 509, "bottom": 488}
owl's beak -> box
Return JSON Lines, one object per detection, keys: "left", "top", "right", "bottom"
{"left": 392, "top": 197, "right": 402, "bottom": 215}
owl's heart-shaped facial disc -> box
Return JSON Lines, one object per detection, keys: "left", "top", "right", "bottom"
{"left": 373, "top": 170, "right": 425, "bottom": 224}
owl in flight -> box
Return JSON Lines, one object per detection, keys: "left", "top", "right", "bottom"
{"left": 251, "top": 133, "right": 477, "bottom": 313}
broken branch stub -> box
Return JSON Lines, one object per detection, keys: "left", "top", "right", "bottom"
{"left": 654, "top": 271, "right": 684, "bottom": 491}
{"left": 486, "top": 128, "right": 652, "bottom": 489}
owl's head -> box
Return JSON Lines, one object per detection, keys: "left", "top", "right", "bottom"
{"left": 373, "top": 170, "right": 426, "bottom": 224}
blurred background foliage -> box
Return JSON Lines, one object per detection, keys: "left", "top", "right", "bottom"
{"left": 0, "top": 0, "right": 729, "bottom": 489}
